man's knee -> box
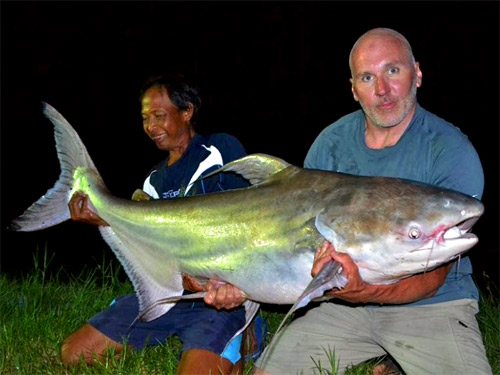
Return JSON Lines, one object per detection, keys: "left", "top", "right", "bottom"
{"left": 60, "top": 337, "right": 85, "bottom": 365}
{"left": 60, "top": 323, "right": 123, "bottom": 365}
{"left": 178, "top": 348, "right": 235, "bottom": 374}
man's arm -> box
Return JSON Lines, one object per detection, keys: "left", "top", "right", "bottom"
{"left": 312, "top": 241, "right": 452, "bottom": 304}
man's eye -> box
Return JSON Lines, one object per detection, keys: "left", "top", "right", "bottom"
{"left": 155, "top": 114, "right": 166, "bottom": 120}
{"left": 361, "top": 75, "right": 373, "bottom": 83}
{"left": 388, "top": 67, "right": 399, "bottom": 75}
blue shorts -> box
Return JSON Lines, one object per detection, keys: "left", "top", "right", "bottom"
{"left": 88, "top": 294, "right": 246, "bottom": 364}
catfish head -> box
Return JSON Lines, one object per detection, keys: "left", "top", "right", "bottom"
{"left": 315, "top": 176, "right": 484, "bottom": 284}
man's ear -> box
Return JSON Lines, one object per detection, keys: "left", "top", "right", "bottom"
{"left": 350, "top": 78, "right": 359, "bottom": 102}
{"left": 415, "top": 62, "right": 423, "bottom": 88}
{"left": 184, "top": 103, "right": 194, "bottom": 121}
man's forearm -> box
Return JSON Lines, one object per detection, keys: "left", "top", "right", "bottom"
{"left": 334, "top": 263, "right": 453, "bottom": 305}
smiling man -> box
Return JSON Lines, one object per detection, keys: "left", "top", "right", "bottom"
{"left": 60, "top": 74, "right": 265, "bottom": 374}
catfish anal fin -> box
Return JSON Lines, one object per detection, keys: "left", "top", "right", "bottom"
{"left": 130, "top": 291, "right": 207, "bottom": 327}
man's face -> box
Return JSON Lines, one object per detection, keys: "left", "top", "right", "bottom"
{"left": 141, "top": 86, "right": 192, "bottom": 151}
{"left": 350, "top": 35, "right": 422, "bottom": 129}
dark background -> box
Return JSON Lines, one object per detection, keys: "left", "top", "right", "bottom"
{"left": 1, "top": 1, "right": 499, "bottom": 290}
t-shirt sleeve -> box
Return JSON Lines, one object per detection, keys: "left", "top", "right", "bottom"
{"left": 431, "top": 134, "right": 484, "bottom": 200}
{"left": 142, "top": 171, "right": 160, "bottom": 199}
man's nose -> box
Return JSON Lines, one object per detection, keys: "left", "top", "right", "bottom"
{"left": 375, "top": 77, "right": 389, "bottom": 96}
{"left": 145, "top": 116, "right": 158, "bottom": 132}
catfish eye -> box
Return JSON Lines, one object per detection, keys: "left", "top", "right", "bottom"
{"left": 408, "top": 228, "right": 421, "bottom": 239}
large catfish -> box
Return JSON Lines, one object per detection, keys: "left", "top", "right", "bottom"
{"left": 10, "top": 103, "right": 484, "bottom": 343}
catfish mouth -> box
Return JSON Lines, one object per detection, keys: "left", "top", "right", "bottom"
{"left": 444, "top": 198, "right": 484, "bottom": 238}
{"left": 444, "top": 215, "right": 481, "bottom": 241}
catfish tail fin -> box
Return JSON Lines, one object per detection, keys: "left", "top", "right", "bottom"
{"left": 9, "top": 102, "right": 100, "bottom": 232}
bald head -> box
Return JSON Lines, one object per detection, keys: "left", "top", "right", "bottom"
{"left": 349, "top": 28, "right": 415, "bottom": 78}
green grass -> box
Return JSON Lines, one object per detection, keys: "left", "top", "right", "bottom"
{"left": 476, "top": 273, "right": 500, "bottom": 374}
{"left": 1, "top": 253, "right": 498, "bottom": 375}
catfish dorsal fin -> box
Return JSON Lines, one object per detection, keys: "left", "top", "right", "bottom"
{"left": 203, "top": 153, "right": 292, "bottom": 185}
{"left": 131, "top": 189, "right": 153, "bottom": 202}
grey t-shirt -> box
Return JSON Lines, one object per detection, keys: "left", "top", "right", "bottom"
{"left": 304, "top": 104, "right": 484, "bottom": 306}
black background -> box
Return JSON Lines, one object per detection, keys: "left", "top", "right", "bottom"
{"left": 1, "top": 1, "right": 499, "bottom": 290}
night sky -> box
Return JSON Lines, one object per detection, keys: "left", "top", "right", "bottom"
{"left": 1, "top": 1, "right": 499, "bottom": 289}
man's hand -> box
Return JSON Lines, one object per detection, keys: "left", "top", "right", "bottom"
{"left": 182, "top": 273, "right": 247, "bottom": 310}
{"left": 204, "top": 280, "right": 247, "bottom": 310}
{"left": 69, "top": 193, "right": 109, "bottom": 226}
{"left": 312, "top": 240, "right": 369, "bottom": 303}
{"left": 311, "top": 240, "right": 452, "bottom": 304}
{"left": 311, "top": 240, "right": 338, "bottom": 277}
{"left": 328, "top": 247, "right": 371, "bottom": 303}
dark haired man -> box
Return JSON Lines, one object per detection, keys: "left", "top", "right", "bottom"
{"left": 60, "top": 75, "right": 265, "bottom": 374}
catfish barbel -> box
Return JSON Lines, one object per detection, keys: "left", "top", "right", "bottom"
{"left": 9, "top": 103, "right": 484, "bottom": 343}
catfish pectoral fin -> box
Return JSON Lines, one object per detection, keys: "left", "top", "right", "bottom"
{"left": 260, "top": 261, "right": 346, "bottom": 368}
{"left": 272, "top": 261, "right": 346, "bottom": 344}
{"left": 297, "top": 260, "right": 346, "bottom": 308}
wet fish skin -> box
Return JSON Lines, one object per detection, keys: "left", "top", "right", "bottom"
{"left": 9, "top": 103, "right": 484, "bottom": 328}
